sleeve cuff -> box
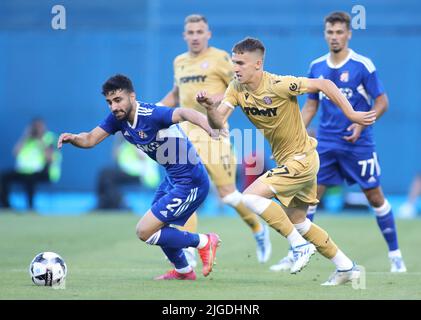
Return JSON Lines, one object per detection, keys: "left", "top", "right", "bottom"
{"left": 223, "top": 101, "right": 235, "bottom": 109}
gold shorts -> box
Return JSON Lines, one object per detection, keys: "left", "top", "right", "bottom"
{"left": 258, "top": 150, "right": 320, "bottom": 207}
{"left": 180, "top": 122, "right": 237, "bottom": 187}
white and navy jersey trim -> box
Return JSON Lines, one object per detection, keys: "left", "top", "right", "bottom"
{"left": 173, "top": 187, "right": 198, "bottom": 217}
{"left": 138, "top": 105, "right": 153, "bottom": 116}
{"left": 128, "top": 102, "right": 153, "bottom": 129}
{"left": 308, "top": 53, "right": 329, "bottom": 72}
{"left": 349, "top": 51, "right": 376, "bottom": 73}
{"left": 311, "top": 49, "right": 376, "bottom": 73}
{"left": 356, "top": 84, "right": 371, "bottom": 104}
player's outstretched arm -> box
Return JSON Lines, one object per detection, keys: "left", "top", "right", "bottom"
{"left": 172, "top": 108, "right": 215, "bottom": 137}
{"left": 196, "top": 91, "right": 233, "bottom": 129}
{"left": 57, "top": 126, "right": 109, "bottom": 149}
{"left": 306, "top": 78, "right": 377, "bottom": 126}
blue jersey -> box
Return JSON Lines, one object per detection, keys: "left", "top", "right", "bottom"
{"left": 308, "top": 49, "right": 385, "bottom": 150}
{"left": 99, "top": 102, "right": 207, "bottom": 185}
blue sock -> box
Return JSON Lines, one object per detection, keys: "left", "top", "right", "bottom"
{"left": 161, "top": 247, "right": 189, "bottom": 269}
{"left": 307, "top": 205, "right": 317, "bottom": 222}
{"left": 155, "top": 226, "right": 200, "bottom": 249}
{"left": 373, "top": 200, "right": 399, "bottom": 251}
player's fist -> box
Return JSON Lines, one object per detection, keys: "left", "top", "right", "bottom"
{"left": 196, "top": 91, "right": 215, "bottom": 109}
{"left": 57, "top": 133, "right": 75, "bottom": 149}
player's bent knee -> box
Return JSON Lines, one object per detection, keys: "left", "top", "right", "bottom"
{"left": 242, "top": 194, "right": 272, "bottom": 215}
{"left": 136, "top": 223, "right": 154, "bottom": 242}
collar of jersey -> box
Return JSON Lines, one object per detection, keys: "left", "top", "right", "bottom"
{"left": 326, "top": 49, "right": 354, "bottom": 69}
{"left": 187, "top": 47, "right": 212, "bottom": 60}
{"left": 127, "top": 101, "right": 141, "bottom": 129}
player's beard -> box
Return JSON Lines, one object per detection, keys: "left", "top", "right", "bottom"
{"left": 330, "top": 43, "right": 344, "bottom": 54}
{"left": 114, "top": 103, "right": 133, "bottom": 121}
{"left": 113, "top": 110, "right": 126, "bottom": 120}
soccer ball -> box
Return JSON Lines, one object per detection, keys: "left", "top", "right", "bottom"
{"left": 29, "top": 252, "right": 67, "bottom": 286}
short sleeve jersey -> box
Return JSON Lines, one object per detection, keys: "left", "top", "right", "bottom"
{"left": 307, "top": 49, "right": 385, "bottom": 149}
{"left": 99, "top": 102, "right": 207, "bottom": 184}
{"left": 174, "top": 47, "right": 233, "bottom": 114}
{"left": 222, "top": 71, "right": 317, "bottom": 164}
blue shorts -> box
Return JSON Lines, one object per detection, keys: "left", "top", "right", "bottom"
{"left": 150, "top": 176, "right": 209, "bottom": 226}
{"left": 317, "top": 144, "right": 381, "bottom": 190}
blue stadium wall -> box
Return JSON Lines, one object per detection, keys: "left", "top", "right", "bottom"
{"left": 0, "top": 0, "right": 420, "bottom": 193}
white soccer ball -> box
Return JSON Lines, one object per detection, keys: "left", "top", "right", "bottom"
{"left": 29, "top": 252, "right": 67, "bottom": 286}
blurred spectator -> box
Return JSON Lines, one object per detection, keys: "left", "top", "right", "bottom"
{"left": 0, "top": 118, "right": 61, "bottom": 210}
{"left": 398, "top": 173, "right": 421, "bottom": 218}
{"left": 96, "top": 133, "right": 160, "bottom": 210}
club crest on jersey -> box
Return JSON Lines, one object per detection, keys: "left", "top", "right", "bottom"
{"left": 289, "top": 83, "right": 298, "bottom": 91}
{"left": 263, "top": 96, "right": 272, "bottom": 105}
{"left": 340, "top": 71, "right": 349, "bottom": 82}
{"left": 138, "top": 130, "right": 148, "bottom": 139}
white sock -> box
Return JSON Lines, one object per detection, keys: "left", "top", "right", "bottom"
{"left": 388, "top": 249, "right": 402, "bottom": 258}
{"left": 197, "top": 234, "right": 208, "bottom": 249}
{"left": 372, "top": 199, "right": 392, "bottom": 217}
{"left": 287, "top": 229, "right": 307, "bottom": 247}
{"left": 294, "top": 219, "right": 312, "bottom": 235}
{"left": 184, "top": 247, "right": 196, "bottom": 256}
{"left": 331, "top": 249, "right": 354, "bottom": 270}
{"left": 176, "top": 265, "right": 193, "bottom": 274}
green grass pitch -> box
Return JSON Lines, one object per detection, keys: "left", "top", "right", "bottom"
{"left": 1, "top": 211, "right": 420, "bottom": 300}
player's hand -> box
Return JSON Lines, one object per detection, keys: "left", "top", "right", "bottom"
{"left": 349, "top": 110, "right": 376, "bottom": 126}
{"left": 57, "top": 133, "right": 75, "bottom": 149}
{"left": 196, "top": 91, "right": 216, "bottom": 110}
{"left": 343, "top": 123, "right": 365, "bottom": 143}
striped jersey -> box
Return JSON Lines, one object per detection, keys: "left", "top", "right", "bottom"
{"left": 99, "top": 102, "right": 208, "bottom": 184}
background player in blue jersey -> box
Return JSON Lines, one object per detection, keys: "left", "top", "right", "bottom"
{"left": 271, "top": 12, "right": 407, "bottom": 275}
{"left": 57, "top": 74, "right": 221, "bottom": 280}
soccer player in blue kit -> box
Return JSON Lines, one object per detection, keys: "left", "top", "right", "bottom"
{"left": 57, "top": 74, "right": 221, "bottom": 280}
{"left": 271, "top": 12, "right": 407, "bottom": 277}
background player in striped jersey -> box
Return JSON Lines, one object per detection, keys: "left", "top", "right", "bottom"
{"left": 57, "top": 74, "right": 221, "bottom": 280}
{"left": 158, "top": 14, "right": 271, "bottom": 266}
{"left": 271, "top": 12, "right": 407, "bottom": 274}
